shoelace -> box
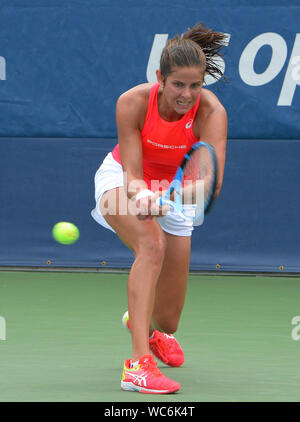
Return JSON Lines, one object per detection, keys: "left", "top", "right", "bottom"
{"left": 141, "top": 358, "right": 162, "bottom": 377}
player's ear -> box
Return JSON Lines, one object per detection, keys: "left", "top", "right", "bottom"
{"left": 156, "top": 69, "right": 164, "bottom": 88}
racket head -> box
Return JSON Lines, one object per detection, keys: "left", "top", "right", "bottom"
{"left": 160, "top": 141, "right": 218, "bottom": 225}
{"left": 181, "top": 141, "right": 218, "bottom": 214}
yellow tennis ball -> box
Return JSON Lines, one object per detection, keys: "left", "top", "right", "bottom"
{"left": 52, "top": 222, "right": 80, "bottom": 245}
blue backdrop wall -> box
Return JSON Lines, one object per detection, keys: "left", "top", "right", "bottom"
{"left": 0, "top": 0, "right": 300, "bottom": 138}
{"left": 0, "top": 1, "right": 299, "bottom": 272}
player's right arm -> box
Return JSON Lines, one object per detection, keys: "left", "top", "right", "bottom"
{"left": 116, "top": 86, "right": 167, "bottom": 219}
{"left": 116, "top": 89, "right": 148, "bottom": 201}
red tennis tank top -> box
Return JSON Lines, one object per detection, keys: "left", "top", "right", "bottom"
{"left": 111, "top": 83, "right": 201, "bottom": 191}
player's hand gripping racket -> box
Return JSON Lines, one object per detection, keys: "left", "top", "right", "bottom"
{"left": 157, "top": 141, "right": 218, "bottom": 226}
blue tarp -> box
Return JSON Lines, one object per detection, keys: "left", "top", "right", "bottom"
{"left": 0, "top": 2, "right": 299, "bottom": 272}
{"left": 0, "top": 138, "right": 299, "bottom": 272}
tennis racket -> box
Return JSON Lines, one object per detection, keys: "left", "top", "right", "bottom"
{"left": 157, "top": 141, "right": 218, "bottom": 226}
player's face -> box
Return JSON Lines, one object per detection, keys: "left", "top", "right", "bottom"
{"left": 157, "top": 66, "right": 204, "bottom": 116}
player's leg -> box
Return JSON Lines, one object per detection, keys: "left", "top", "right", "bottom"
{"left": 151, "top": 232, "right": 191, "bottom": 334}
{"left": 100, "top": 186, "right": 167, "bottom": 362}
{"left": 143, "top": 233, "right": 190, "bottom": 367}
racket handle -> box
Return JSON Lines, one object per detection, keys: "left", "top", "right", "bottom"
{"left": 156, "top": 196, "right": 163, "bottom": 206}
{"left": 135, "top": 189, "right": 154, "bottom": 201}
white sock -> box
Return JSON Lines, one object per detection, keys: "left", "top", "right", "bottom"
{"left": 149, "top": 331, "right": 155, "bottom": 340}
{"left": 130, "top": 332, "right": 155, "bottom": 368}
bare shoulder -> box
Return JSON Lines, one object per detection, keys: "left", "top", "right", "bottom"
{"left": 116, "top": 83, "right": 154, "bottom": 129}
{"left": 198, "top": 88, "right": 227, "bottom": 116}
{"left": 193, "top": 88, "right": 227, "bottom": 139}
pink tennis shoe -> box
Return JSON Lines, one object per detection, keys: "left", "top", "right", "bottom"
{"left": 122, "top": 311, "right": 185, "bottom": 367}
{"left": 121, "top": 354, "right": 180, "bottom": 394}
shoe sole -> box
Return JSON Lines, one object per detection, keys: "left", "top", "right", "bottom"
{"left": 121, "top": 381, "right": 180, "bottom": 394}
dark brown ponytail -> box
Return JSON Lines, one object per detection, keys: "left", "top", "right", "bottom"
{"left": 160, "top": 22, "right": 227, "bottom": 82}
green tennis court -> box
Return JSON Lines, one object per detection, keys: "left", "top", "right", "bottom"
{"left": 0, "top": 270, "right": 299, "bottom": 402}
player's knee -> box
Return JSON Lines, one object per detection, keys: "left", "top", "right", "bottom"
{"left": 138, "top": 234, "right": 166, "bottom": 267}
{"left": 163, "top": 323, "right": 178, "bottom": 335}
{"left": 153, "top": 313, "right": 180, "bottom": 334}
{"left": 158, "top": 321, "right": 178, "bottom": 335}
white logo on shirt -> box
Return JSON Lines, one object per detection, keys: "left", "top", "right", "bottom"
{"left": 185, "top": 119, "right": 193, "bottom": 129}
{"left": 147, "top": 139, "right": 186, "bottom": 149}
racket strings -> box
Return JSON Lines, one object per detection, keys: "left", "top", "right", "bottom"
{"left": 183, "top": 147, "right": 213, "bottom": 205}
{"left": 159, "top": 142, "right": 217, "bottom": 225}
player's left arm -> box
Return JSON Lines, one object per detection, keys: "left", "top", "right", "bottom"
{"left": 196, "top": 94, "right": 228, "bottom": 198}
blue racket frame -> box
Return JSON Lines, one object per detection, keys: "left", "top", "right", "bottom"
{"left": 158, "top": 141, "right": 218, "bottom": 221}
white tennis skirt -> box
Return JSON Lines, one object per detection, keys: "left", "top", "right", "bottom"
{"left": 91, "top": 152, "right": 194, "bottom": 237}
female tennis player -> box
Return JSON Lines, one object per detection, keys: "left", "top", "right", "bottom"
{"left": 91, "top": 22, "right": 227, "bottom": 394}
